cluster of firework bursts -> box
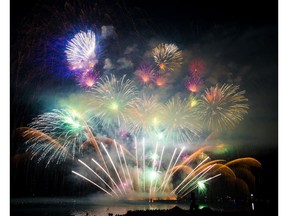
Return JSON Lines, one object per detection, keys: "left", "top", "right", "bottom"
{"left": 18, "top": 28, "right": 260, "bottom": 201}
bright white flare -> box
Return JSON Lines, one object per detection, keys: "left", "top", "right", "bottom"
{"left": 65, "top": 30, "right": 97, "bottom": 71}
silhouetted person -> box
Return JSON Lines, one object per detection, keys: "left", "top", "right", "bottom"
{"left": 190, "top": 191, "right": 198, "bottom": 212}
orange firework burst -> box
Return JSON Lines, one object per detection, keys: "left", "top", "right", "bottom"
{"left": 154, "top": 73, "right": 168, "bottom": 87}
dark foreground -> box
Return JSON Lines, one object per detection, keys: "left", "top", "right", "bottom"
{"left": 120, "top": 205, "right": 274, "bottom": 216}
{"left": 10, "top": 205, "right": 276, "bottom": 216}
{"left": 11, "top": 198, "right": 277, "bottom": 216}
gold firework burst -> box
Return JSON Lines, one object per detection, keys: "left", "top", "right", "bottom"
{"left": 197, "top": 83, "right": 249, "bottom": 131}
{"left": 152, "top": 43, "right": 183, "bottom": 71}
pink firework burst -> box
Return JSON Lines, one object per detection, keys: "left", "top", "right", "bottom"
{"left": 189, "top": 58, "right": 205, "bottom": 77}
{"left": 77, "top": 71, "right": 100, "bottom": 89}
{"left": 185, "top": 76, "right": 203, "bottom": 93}
{"left": 134, "top": 64, "right": 155, "bottom": 85}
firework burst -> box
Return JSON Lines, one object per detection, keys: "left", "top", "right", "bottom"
{"left": 152, "top": 43, "right": 183, "bottom": 72}
{"left": 160, "top": 96, "right": 201, "bottom": 145}
{"left": 197, "top": 84, "right": 249, "bottom": 131}
{"left": 189, "top": 58, "right": 206, "bottom": 77}
{"left": 134, "top": 64, "right": 155, "bottom": 85}
{"left": 185, "top": 76, "right": 203, "bottom": 93}
{"left": 65, "top": 30, "right": 98, "bottom": 72}
{"left": 127, "top": 95, "right": 164, "bottom": 138}
{"left": 77, "top": 70, "right": 101, "bottom": 89}
{"left": 153, "top": 72, "right": 169, "bottom": 87}
{"left": 88, "top": 75, "right": 139, "bottom": 128}
{"left": 12, "top": 0, "right": 260, "bottom": 203}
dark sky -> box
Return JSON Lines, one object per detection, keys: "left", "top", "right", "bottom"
{"left": 11, "top": 0, "right": 278, "bottom": 34}
{"left": 10, "top": 0, "right": 278, "bottom": 208}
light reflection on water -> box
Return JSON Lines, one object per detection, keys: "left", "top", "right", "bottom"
{"left": 72, "top": 203, "right": 190, "bottom": 216}
{"left": 11, "top": 197, "right": 258, "bottom": 216}
{"left": 11, "top": 198, "right": 190, "bottom": 216}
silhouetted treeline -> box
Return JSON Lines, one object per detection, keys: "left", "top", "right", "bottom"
{"left": 114, "top": 205, "right": 275, "bottom": 216}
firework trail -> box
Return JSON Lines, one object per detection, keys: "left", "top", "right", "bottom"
{"left": 18, "top": 97, "right": 255, "bottom": 201}
{"left": 197, "top": 83, "right": 249, "bottom": 131}
{"left": 17, "top": 127, "right": 74, "bottom": 165}
{"left": 18, "top": 74, "right": 252, "bottom": 201}
{"left": 72, "top": 140, "right": 261, "bottom": 201}
{"left": 19, "top": 108, "right": 109, "bottom": 171}
{"left": 152, "top": 43, "right": 183, "bottom": 72}
{"left": 20, "top": 109, "right": 88, "bottom": 164}
{"left": 216, "top": 157, "right": 261, "bottom": 197}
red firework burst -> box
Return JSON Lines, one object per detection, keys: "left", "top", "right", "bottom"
{"left": 189, "top": 58, "right": 206, "bottom": 77}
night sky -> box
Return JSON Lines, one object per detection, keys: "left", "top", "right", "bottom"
{"left": 10, "top": 0, "right": 278, "bottom": 213}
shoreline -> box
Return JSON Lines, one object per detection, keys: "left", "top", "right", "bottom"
{"left": 11, "top": 197, "right": 275, "bottom": 215}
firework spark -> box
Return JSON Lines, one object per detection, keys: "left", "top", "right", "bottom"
{"left": 152, "top": 43, "right": 183, "bottom": 72}
{"left": 197, "top": 83, "right": 249, "bottom": 131}
{"left": 65, "top": 30, "right": 97, "bottom": 72}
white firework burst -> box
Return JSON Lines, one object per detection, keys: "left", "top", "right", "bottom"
{"left": 65, "top": 30, "right": 97, "bottom": 71}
